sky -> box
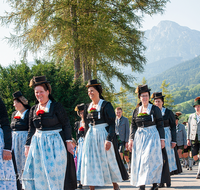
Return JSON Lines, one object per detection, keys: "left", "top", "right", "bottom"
{"left": 0, "top": 0, "right": 200, "bottom": 67}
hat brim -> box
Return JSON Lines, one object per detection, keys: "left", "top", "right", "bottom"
{"left": 153, "top": 95, "right": 165, "bottom": 99}
{"left": 86, "top": 83, "right": 101, "bottom": 88}
{"left": 33, "top": 81, "right": 50, "bottom": 86}
{"left": 14, "top": 96, "right": 28, "bottom": 105}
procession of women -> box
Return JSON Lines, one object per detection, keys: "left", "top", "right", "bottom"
{"left": 0, "top": 76, "right": 199, "bottom": 190}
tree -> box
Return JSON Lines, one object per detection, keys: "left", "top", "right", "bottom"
{"left": 160, "top": 80, "right": 174, "bottom": 109}
{"left": 0, "top": 61, "right": 90, "bottom": 135}
{"left": 1, "top": 0, "right": 169, "bottom": 89}
{"left": 114, "top": 87, "right": 135, "bottom": 122}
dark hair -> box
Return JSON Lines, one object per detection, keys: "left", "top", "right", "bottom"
{"left": 115, "top": 107, "right": 122, "bottom": 111}
{"left": 154, "top": 97, "right": 165, "bottom": 106}
{"left": 92, "top": 85, "right": 104, "bottom": 100}
{"left": 14, "top": 99, "right": 31, "bottom": 110}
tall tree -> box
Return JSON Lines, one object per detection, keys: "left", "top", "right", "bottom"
{"left": 160, "top": 80, "right": 174, "bottom": 109}
{"left": 1, "top": 0, "right": 169, "bottom": 89}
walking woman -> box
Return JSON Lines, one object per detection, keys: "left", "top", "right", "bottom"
{"left": 0, "top": 97, "right": 17, "bottom": 189}
{"left": 11, "top": 91, "right": 31, "bottom": 181}
{"left": 74, "top": 103, "right": 85, "bottom": 189}
{"left": 152, "top": 92, "right": 177, "bottom": 187}
{"left": 187, "top": 96, "right": 200, "bottom": 179}
{"left": 128, "top": 85, "right": 165, "bottom": 190}
{"left": 81, "top": 79, "right": 122, "bottom": 190}
{"left": 22, "top": 76, "right": 77, "bottom": 190}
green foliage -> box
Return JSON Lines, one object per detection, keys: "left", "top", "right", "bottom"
{"left": 114, "top": 87, "right": 135, "bottom": 122}
{"left": 1, "top": 0, "right": 170, "bottom": 90}
{"left": 160, "top": 80, "right": 174, "bottom": 109}
{"left": 175, "top": 99, "right": 195, "bottom": 115}
{"left": 0, "top": 61, "right": 90, "bottom": 136}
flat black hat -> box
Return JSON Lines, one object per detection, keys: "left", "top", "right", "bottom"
{"left": 13, "top": 91, "right": 23, "bottom": 99}
{"left": 74, "top": 103, "right": 85, "bottom": 112}
{"left": 151, "top": 92, "right": 165, "bottom": 99}
{"left": 135, "top": 84, "right": 151, "bottom": 94}
{"left": 12, "top": 91, "right": 29, "bottom": 105}
{"left": 29, "top": 76, "right": 50, "bottom": 87}
{"left": 86, "top": 79, "right": 101, "bottom": 88}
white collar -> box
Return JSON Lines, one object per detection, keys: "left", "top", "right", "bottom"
{"left": 88, "top": 99, "right": 104, "bottom": 112}
{"left": 15, "top": 109, "right": 28, "bottom": 119}
{"left": 37, "top": 100, "right": 52, "bottom": 113}
{"left": 138, "top": 103, "right": 152, "bottom": 115}
{"left": 161, "top": 107, "right": 166, "bottom": 116}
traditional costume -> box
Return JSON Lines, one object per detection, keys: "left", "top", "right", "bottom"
{"left": 130, "top": 85, "right": 164, "bottom": 190}
{"left": 22, "top": 76, "right": 77, "bottom": 190}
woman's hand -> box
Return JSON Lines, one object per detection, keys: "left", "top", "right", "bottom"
{"left": 3, "top": 150, "right": 12, "bottom": 160}
{"left": 25, "top": 146, "right": 30, "bottom": 157}
{"left": 187, "top": 139, "right": 191, "bottom": 146}
{"left": 105, "top": 141, "right": 111, "bottom": 151}
{"left": 184, "top": 145, "right": 187, "bottom": 149}
{"left": 161, "top": 140, "right": 165, "bottom": 149}
{"left": 128, "top": 140, "right": 133, "bottom": 152}
{"left": 66, "top": 141, "right": 74, "bottom": 155}
{"left": 171, "top": 142, "right": 176, "bottom": 148}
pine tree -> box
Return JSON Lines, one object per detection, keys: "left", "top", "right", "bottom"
{"left": 160, "top": 80, "right": 174, "bottom": 109}
{"left": 1, "top": 0, "right": 169, "bottom": 89}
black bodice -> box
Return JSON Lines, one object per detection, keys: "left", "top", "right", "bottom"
{"left": 11, "top": 110, "right": 30, "bottom": 131}
{"left": 162, "top": 108, "right": 176, "bottom": 142}
{"left": 0, "top": 98, "right": 12, "bottom": 150}
{"left": 85, "top": 100, "right": 116, "bottom": 141}
{"left": 130, "top": 104, "right": 165, "bottom": 140}
{"left": 26, "top": 101, "right": 72, "bottom": 146}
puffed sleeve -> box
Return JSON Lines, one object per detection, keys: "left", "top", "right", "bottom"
{"left": 168, "top": 109, "right": 176, "bottom": 142}
{"left": 25, "top": 106, "right": 36, "bottom": 146}
{"left": 55, "top": 102, "right": 72, "bottom": 141}
{"left": 153, "top": 105, "right": 165, "bottom": 139}
{"left": 103, "top": 102, "right": 116, "bottom": 141}
{"left": 129, "top": 108, "right": 138, "bottom": 140}
{"left": 0, "top": 98, "right": 12, "bottom": 150}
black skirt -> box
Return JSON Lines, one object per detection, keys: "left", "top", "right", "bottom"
{"left": 112, "top": 134, "right": 129, "bottom": 181}
{"left": 160, "top": 148, "right": 171, "bottom": 184}
{"left": 60, "top": 131, "right": 77, "bottom": 190}
{"left": 170, "top": 146, "right": 182, "bottom": 175}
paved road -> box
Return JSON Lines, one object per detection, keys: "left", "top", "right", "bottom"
{"left": 80, "top": 165, "right": 200, "bottom": 190}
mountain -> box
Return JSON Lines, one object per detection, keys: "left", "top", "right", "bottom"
{"left": 144, "top": 20, "right": 200, "bottom": 63}
{"left": 147, "top": 55, "right": 200, "bottom": 105}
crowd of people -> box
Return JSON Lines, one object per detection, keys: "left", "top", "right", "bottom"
{"left": 0, "top": 77, "right": 199, "bottom": 190}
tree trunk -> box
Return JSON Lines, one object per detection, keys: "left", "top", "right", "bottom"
{"left": 71, "top": 4, "right": 80, "bottom": 80}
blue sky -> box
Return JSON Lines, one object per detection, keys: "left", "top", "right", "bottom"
{"left": 0, "top": 0, "right": 200, "bottom": 66}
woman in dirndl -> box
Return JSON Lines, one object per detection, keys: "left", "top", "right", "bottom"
{"left": 22, "top": 76, "right": 77, "bottom": 190}
{"left": 152, "top": 92, "right": 177, "bottom": 188}
{"left": 74, "top": 103, "right": 85, "bottom": 189}
{"left": 11, "top": 91, "right": 31, "bottom": 182}
{"left": 81, "top": 79, "right": 122, "bottom": 190}
{"left": 0, "top": 97, "right": 17, "bottom": 190}
{"left": 128, "top": 85, "right": 165, "bottom": 190}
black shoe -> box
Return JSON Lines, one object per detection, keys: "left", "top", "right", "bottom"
{"left": 77, "top": 184, "right": 83, "bottom": 189}
{"left": 196, "top": 173, "right": 200, "bottom": 179}
{"left": 158, "top": 183, "right": 164, "bottom": 188}
{"left": 166, "top": 183, "right": 171, "bottom": 187}
{"left": 150, "top": 185, "right": 158, "bottom": 190}
{"left": 139, "top": 185, "right": 145, "bottom": 190}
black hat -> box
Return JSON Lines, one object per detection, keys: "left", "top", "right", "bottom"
{"left": 135, "top": 84, "right": 151, "bottom": 94}
{"left": 151, "top": 92, "right": 165, "bottom": 99}
{"left": 13, "top": 91, "right": 28, "bottom": 106}
{"left": 193, "top": 97, "right": 200, "bottom": 107}
{"left": 74, "top": 103, "right": 85, "bottom": 112}
{"left": 29, "top": 76, "right": 50, "bottom": 87}
{"left": 86, "top": 79, "right": 101, "bottom": 88}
